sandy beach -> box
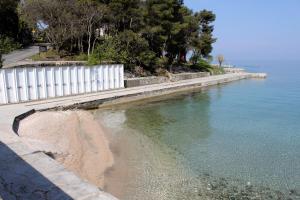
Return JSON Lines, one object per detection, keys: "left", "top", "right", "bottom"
{"left": 18, "top": 110, "right": 114, "bottom": 189}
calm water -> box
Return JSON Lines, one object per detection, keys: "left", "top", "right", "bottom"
{"left": 94, "top": 61, "right": 300, "bottom": 199}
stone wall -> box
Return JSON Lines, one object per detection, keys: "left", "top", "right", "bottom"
{"left": 170, "top": 72, "right": 210, "bottom": 82}
{"left": 125, "top": 76, "right": 169, "bottom": 88}
{"left": 125, "top": 72, "right": 210, "bottom": 88}
{"left": 223, "top": 67, "right": 245, "bottom": 73}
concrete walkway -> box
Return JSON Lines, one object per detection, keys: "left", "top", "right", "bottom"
{"left": 0, "top": 72, "right": 264, "bottom": 200}
{"left": 2, "top": 46, "right": 39, "bottom": 68}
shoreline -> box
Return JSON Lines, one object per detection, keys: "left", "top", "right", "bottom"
{"left": 18, "top": 110, "right": 114, "bottom": 189}
{"left": 93, "top": 107, "right": 299, "bottom": 200}
{"left": 0, "top": 72, "right": 266, "bottom": 199}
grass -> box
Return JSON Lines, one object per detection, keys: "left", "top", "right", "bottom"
{"left": 208, "top": 66, "right": 225, "bottom": 75}
{"left": 31, "top": 50, "right": 88, "bottom": 61}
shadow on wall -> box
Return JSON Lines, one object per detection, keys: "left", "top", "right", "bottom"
{"left": 0, "top": 142, "right": 72, "bottom": 200}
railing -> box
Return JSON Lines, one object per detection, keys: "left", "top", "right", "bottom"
{"left": 0, "top": 64, "right": 124, "bottom": 104}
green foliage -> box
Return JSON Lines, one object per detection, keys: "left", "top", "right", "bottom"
{"left": 89, "top": 37, "right": 128, "bottom": 65}
{"left": 74, "top": 53, "right": 88, "bottom": 61}
{"left": 0, "top": 53, "right": 3, "bottom": 68}
{"left": 90, "top": 31, "right": 158, "bottom": 70}
{"left": 209, "top": 67, "right": 225, "bottom": 75}
{"left": 0, "top": 36, "right": 21, "bottom": 54}
{"left": 20, "top": 0, "right": 216, "bottom": 72}
{"left": 0, "top": 0, "right": 32, "bottom": 49}
{"left": 191, "top": 58, "right": 211, "bottom": 71}
{"left": 105, "top": 0, "right": 144, "bottom": 32}
{"left": 191, "top": 57, "right": 225, "bottom": 75}
{"left": 0, "top": 0, "right": 19, "bottom": 40}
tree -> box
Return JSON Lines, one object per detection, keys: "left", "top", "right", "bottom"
{"left": 21, "top": 0, "right": 106, "bottom": 54}
{"left": 19, "top": 0, "right": 217, "bottom": 73}
{"left": 190, "top": 10, "right": 216, "bottom": 62}
{"left": 76, "top": 0, "right": 107, "bottom": 56}
{"left": 22, "top": 0, "right": 75, "bottom": 51}
{"left": 217, "top": 54, "right": 224, "bottom": 67}
{"left": 0, "top": 0, "right": 19, "bottom": 39}
{"left": 0, "top": 0, "right": 32, "bottom": 50}
{"left": 143, "top": 0, "right": 185, "bottom": 66}
{"left": 105, "top": 0, "right": 144, "bottom": 33}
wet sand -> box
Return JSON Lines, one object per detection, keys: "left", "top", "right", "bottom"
{"left": 18, "top": 110, "right": 114, "bottom": 188}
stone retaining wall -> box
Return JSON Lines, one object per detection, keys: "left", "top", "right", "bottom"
{"left": 125, "top": 72, "right": 210, "bottom": 88}
{"left": 170, "top": 72, "right": 210, "bottom": 82}
{"left": 223, "top": 67, "right": 245, "bottom": 73}
{"left": 124, "top": 76, "right": 168, "bottom": 88}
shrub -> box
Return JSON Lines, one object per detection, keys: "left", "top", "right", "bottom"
{"left": 0, "top": 53, "right": 3, "bottom": 68}
{"left": 74, "top": 53, "right": 88, "bottom": 61}
{"left": 0, "top": 36, "right": 21, "bottom": 54}
{"left": 89, "top": 37, "right": 128, "bottom": 66}
{"left": 209, "top": 66, "right": 225, "bottom": 75}
{"left": 191, "top": 58, "right": 212, "bottom": 71}
{"left": 90, "top": 31, "right": 159, "bottom": 71}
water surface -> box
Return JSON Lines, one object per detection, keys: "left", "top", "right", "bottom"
{"left": 94, "top": 61, "right": 300, "bottom": 199}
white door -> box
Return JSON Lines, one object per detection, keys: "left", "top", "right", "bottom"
{"left": 54, "top": 68, "right": 62, "bottom": 96}
{"left": 114, "top": 65, "right": 120, "bottom": 88}
{"left": 109, "top": 65, "right": 114, "bottom": 89}
{"left": 5, "top": 69, "right": 16, "bottom": 103}
{"left": 70, "top": 67, "right": 77, "bottom": 94}
{"left": 16, "top": 68, "right": 26, "bottom": 101}
{"left": 91, "top": 67, "right": 97, "bottom": 92}
{"left": 97, "top": 66, "right": 104, "bottom": 91}
{"left": 84, "top": 67, "right": 91, "bottom": 93}
{"left": 62, "top": 67, "right": 70, "bottom": 95}
{"left": 78, "top": 66, "right": 85, "bottom": 93}
{"left": 36, "top": 68, "right": 45, "bottom": 99}
{"left": 104, "top": 65, "right": 109, "bottom": 90}
{"left": 27, "top": 68, "right": 36, "bottom": 100}
{"left": 46, "top": 68, "right": 54, "bottom": 97}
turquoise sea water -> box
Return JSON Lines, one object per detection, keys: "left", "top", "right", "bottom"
{"left": 95, "top": 61, "right": 300, "bottom": 199}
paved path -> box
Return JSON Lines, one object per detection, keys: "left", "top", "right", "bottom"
{"left": 0, "top": 73, "right": 263, "bottom": 200}
{"left": 2, "top": 46, "right": 39, "bottom": 68}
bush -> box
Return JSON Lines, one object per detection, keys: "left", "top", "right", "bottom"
{"left": 191, "top": 58, "right": 211, "bottom": 71}
{"left": 74, "top": 53, "right": 88, "bottom": 61}
{"left": 90, "top": 31, "right": 161, "bottom": 71}
{"left": 0, "top": 53, "right": 3, "bottom": 68}
{"left": 209, "top": 66, "right": 225, "bottom": 75}
{"left": 89, "top": 37, "right": 128, "bottom": 66}
{"left": 0, "top": 36, "right": 21, "bottom": 54}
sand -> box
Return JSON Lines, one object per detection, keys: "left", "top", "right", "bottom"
{"left": 18, "top": 110, "right": 114, "bottom": 188}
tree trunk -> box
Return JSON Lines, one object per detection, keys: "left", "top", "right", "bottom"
{"left": 92, "top": 37, "right": 97, "bottom": 54}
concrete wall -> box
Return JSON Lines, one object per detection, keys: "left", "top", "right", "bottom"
{"left": 124, "top": 76, "right": 168, "bottom": 88}
{"left": 125, "top": 72, "right": 210, "bottom": 88}
{"left": 0, "top": 64, "right": 124, "bottom": 104}
{"left": 170, "top": 72, "right": 210, "bottom": 82}
{"left": 223, "top": 67, "right": 245, "bottom": 73}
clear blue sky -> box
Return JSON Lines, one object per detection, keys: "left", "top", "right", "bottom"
{"left": 184, "top": 0, "right": 300, "bottom": 62}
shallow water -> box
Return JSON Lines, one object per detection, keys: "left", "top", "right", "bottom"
{"left": 94, "top": 61, "right": 300, "bottom": 199}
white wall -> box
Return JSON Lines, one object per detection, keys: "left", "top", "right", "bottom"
{"left": 0, "top": 64, "right": 124, "bottom": 104}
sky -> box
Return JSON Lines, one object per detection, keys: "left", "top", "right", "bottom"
{"left": 184, "top": 0, "right": 300, "bottom": 62}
